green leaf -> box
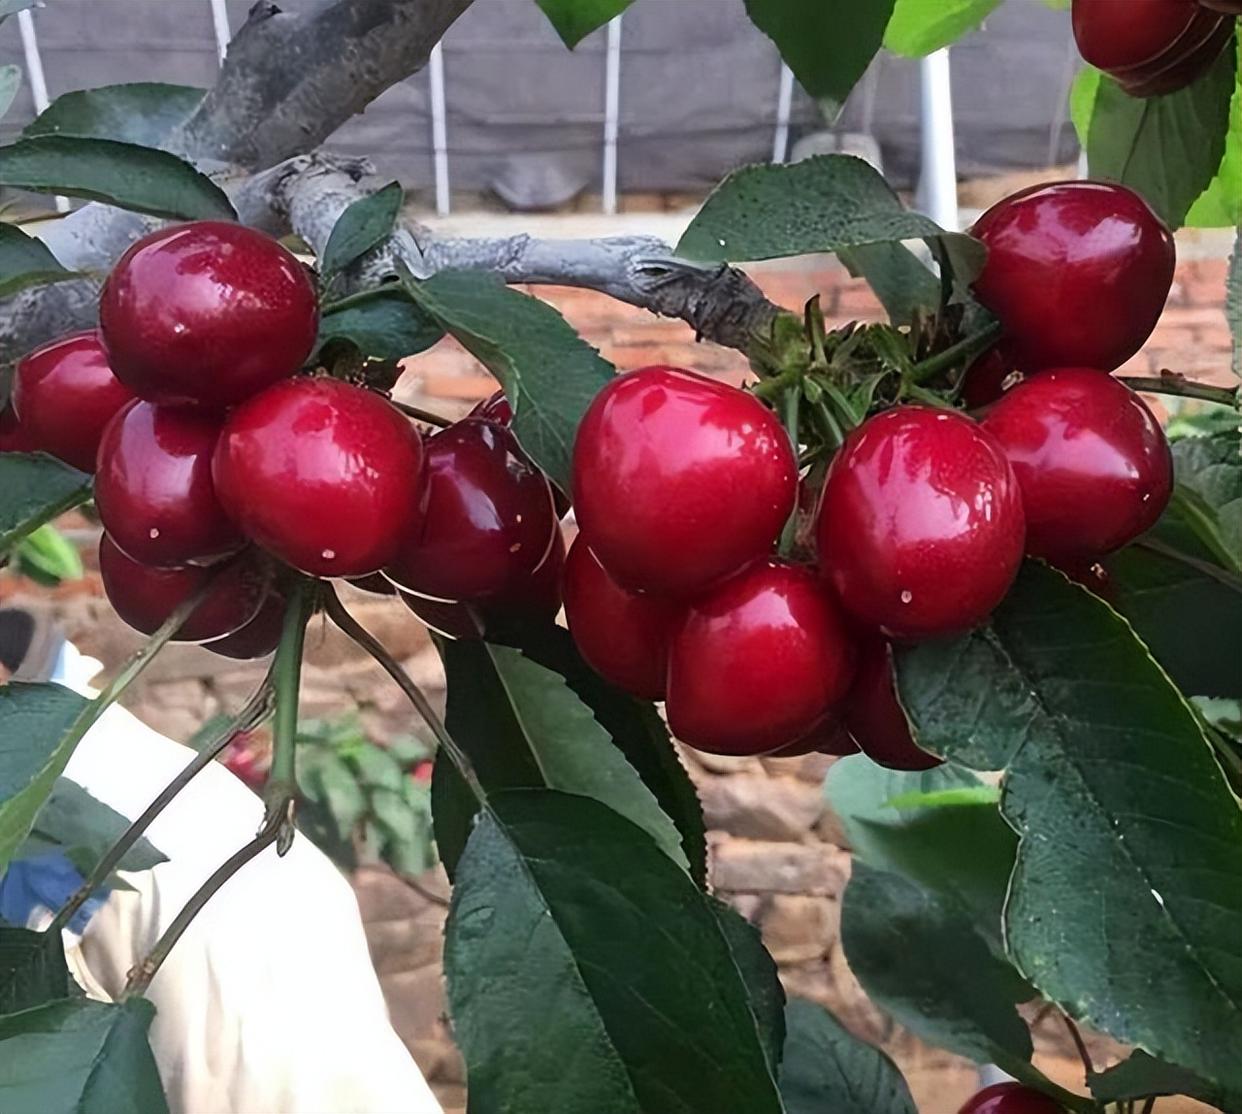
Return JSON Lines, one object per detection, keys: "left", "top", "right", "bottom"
{"left": 444, "top": 789, "right": 784, "bottom": 1114}
{"left": 0, "top": 453, "right": 92, "bottom": 556}
{"left": 883, "top": 785, "right": 1001, "bottom": 809}
{"left": 1186, "top": 47, "right": 1242, "bottom": 228}
{"left": 0, "top": 222, "right": 67, "bottom": 283}
{"left": 0, "top": 66, "right": 22, "bottom": 123}
{"left": 316, "top": 288, "right": 444, "bottom": 363}
{"left": 0, "top": 997, "right": 169, "bottom": 1113}
{"left": 404, "top": 269, "right": 614, "bottom": 492}
{"left": 14, "top": 523, "right": 84, "bottom": 587}
{"left": 319, "top": 182, "right": 403, "bottom": 280}
{"left": 22, "top": 83, "right": 206, "bottom": 147}
{"left": 23, "top": 778, "right": 164, "bottom": 875}
{"left": 0, "top": 928, "right": 72, "bottom": 1014}
{"left": 1089, "top": 1050, "right": 1242, "bottom": 1109}
{"left": 1072, "top": 44, "right": 1236, "bottom": 230}
{"left": 744, "top": 0, "right": 893, "bottom": 110}
{"left": 779, "top": 998, "right": 916, "bottom": 1114}
{"left": 0, "top": 1, "right": 39, "bottom": 19}
{"left": 1172, "top": 429, "right": 1242, "bottom": 559}
{"left": 884, "top": 0, "right": 1001, "bottom": 57}
{"left": 432, "top": 640, "right": 687, "bottom": 875}
{"left": 677, "top": 155, "right": 985, "bottom": 287}
{"left": 712, "top": 901, "right": 786, "bottom": 1075}
{"left": 894, "top": 562, "right": 1242, "bottom": 1093}
{"left": 837, "top": 242, "right": 942, "bottom": 327}
{"left": 0, "top": 136, "right": 236, "bottom": 222}
{"left": 345, "top": 742, "right": 404, "bottom": 792}
{"left": 534, "top": 0, "right": 632, "bottom": 48}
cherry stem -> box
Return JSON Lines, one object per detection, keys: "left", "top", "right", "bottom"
{"left": 322, "top": 586, "right": 487, "bottom": 804}
{"left": 909, "top": 319, "right": 1003, "bottom": 385}
{"left": 1118, "top": 374, "right": 1240, "bottom": 409}
{"left": 386, "top": 397, "right": 453, "bottom": 428}
{"left": 49, "top": 672, "right": 276, "bottom": 934}
{"left": 778, "top": 386, "right": 801, "bottom": 557}
{"left": 1062, "top": 1013, "right": 1095, "bottom": 1079}
{"left": 1140, "top": 1097, "right": 1157, "bottom": 1114}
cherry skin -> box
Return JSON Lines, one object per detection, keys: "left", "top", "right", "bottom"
{"left": 386, "top": 418, "right": 556, "bottom": 602}
{"left": 817, "top": 406, "right": 1025, "bottom": 641}
{"left": 95, "top": 400, "right": 242, "bottom": 568}
{"left": 769, "top": 716, "right": 860, "bottom": 758}
{"left": 844, "top": 638, "right": 942, "bottom": 771}
{"left": 982, "top": 369, "right": 1173, "bottom": 562}
{"left": 959, "top": 1082, "right": 1066, "bottom": 1114}
{"left": 961, "top": 348, "right": 1016, "bottom": 411}
{"left": 666, "top": 559, "right": 856, "bottom": 756}
{"left": 971, "top": 181, "right": 1174, "bottom": 374}
{"left": 573, "top": 366, "right": 797, "bottom": 598}
{"left": 99, "top": 535, "right": 269, "bottom": 643}
{"left": 212, "top": 378, "right": 425, "bottom": 578}
{"left": 202, "top": 587, "right": 287, "bottom": 660}
{"left": 99, "top": 221, "right": 318, "bottom": 410}
{"left": 0, "top": 405, "right": 38, "bottom": 453}
{"left": 468, "top": 388, "right": 570, "bottom": 517}
{"left": 562, "top": 535, "right": 682, "bottom": 700}
{"left": 11, "top": 331, "right": 135, "bottom": 472}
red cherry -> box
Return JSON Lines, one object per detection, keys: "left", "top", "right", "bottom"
{"left": 468, "top": 389, "right": 513, "bottom": 425}
{"left": 0, "top": 405, "right": 38, "bottom": 453}
{"left": 971, "top": 181, "right": 1174, "bottom": 374}
{"left": 770, "top": 716, "right": 860, "bottom": 758}
{"left": 387, "top": 418, "right": 556, "bottom": 602}
{"left": 11, "top": 331, "right": 134, "bottom": 472}
{"left": 982, "top": 369, "right": 1172, "bottom": 562}
{"left": 99, "top": 535, "right": 269, "bottom": 643}
{"left": 95, "top": 401, "right": 241, "bottom": 567}
{"left": 845, "top": 638, "right": 941, "bottom": 771}
{"left": 961, "top": 348, "right": 1017, "bottom": 410}
{"left": 202, "top": 588, "right": 287, "bottom": 659}
{"left": 562, "top": 535, "right": 682, "bottom": 700}
{"left": 818, "top": 406, "right": 1025, "bottom": 640}
{"left": 666, "top": 559, "right": 856, "bottom": 756}
{"left": 99, "top": 222, "right": 318, "bottom": 410}
{"left": 573, "top": 366, "right": 797, "bottom": 597}
{"left": 959, "top": 1082, "right": 1066, "bottom": 1114}
{"left": 212, "top": 378, "right": 425, "bottom": 578}
{"left": 348, "top": 573, "right": 397, "bottom": 596}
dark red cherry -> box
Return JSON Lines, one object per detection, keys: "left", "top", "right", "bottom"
{"left": 386, "top": 418, "right": 556, "bottom": 603}
{"left": 95, "top": 401, "right": 242, "bottom": 567}
{"left": 202, "top": 587, "right": 287, "bottom": 659}
{"left": 817, "top": 406, "right": 1025, "bottom": 641}
{"left": 666, "top": 559, "right": 856, "bottom": 756}
{"left": 982, "top": 369, "right": 1172, "bottom": 562}
{"left": 961, "top": 348, "right": 1017, "bottom": 410}
{"left": 212, "top": 378, "right": 425, "bottom": 578}
{"left": 99, "top": 535, "right": 269, "bottom": 643}
{"left": 99, "top": 221, "right": 318, "bottom": 410}
{"left": 562, "top": 535, "right": 682, "bottom": 700}
{"left": 971, "top": 181, "right": 1174, "bottom": 374}
{"left": 769, "top": 716, "right": 860, "bottom": 758}
{"left": 468, "top": 389, "right": 513, "bottom": 425}
{"left": 11, "top": 331, "right": 135, "bottom": 472}
{"left": 0, "top": 405, "right": 38, "bottom": 453}
{"left": 573, "top": 366, "right": 797, "bottom": 597}
{"left": 959, "top": 1082, "right": 1066, "bottom": 1114}
{"left": 844, "top": 638, "right": 941, "bottom": 771}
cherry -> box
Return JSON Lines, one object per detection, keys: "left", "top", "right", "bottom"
{"left": 770, "top": 716, "right": 860, "bottom": 758}
{"left": 982, "top": 369, "right": 1172, "bottom": 562}
{"left": 99, "top": 221, "right": 318, "bottom": 410}
{"left": 817, "top": 406, "right": 1025, "bottom": 641}
{"left": 562, "top": 535, "right": 682, "bottom": 700}
{"left": 349, "top": 573, "right": 398, "bottom": 596}
{"left": 386, "top": 418, "right": 556, "bottom": 602}
{"left": 10, "top": 331, "right": 134, "bottom": 472}
{"left": 99, "top": 535, "right": 269, "bottom": 643}
{"left": 573, "top": 365, "right": 797, "bottom": 597}
{"left": 0, "top": 405, "right": 37, "bottom": 453}
{"left": 202, "top": 588, "right": 287, "bottom": 660}
{"left": 959, "top": 1082, "right": 1066, "bottom": 1114}
{"left": 212, "top": 377, "right": 425, "bottom": 578}
{"left": 95, "top": 400, "right": 242, "bottom": 568}
{"left": 961, "top": 348, "right": 1016, "bottom": 410}
{"left": 844, "top": 638, "right": 942, "bottom": 771}
{"left": 468, "top": 388, "right": 570, "bottom": 517}
{"left": 666, "top": 559, "right": 856, "bottom": 756}
{"left": 971, "top": 181, "right": 1174, "bottom": 374}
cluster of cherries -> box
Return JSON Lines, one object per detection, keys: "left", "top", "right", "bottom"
{"left": 566, "top": 177, "right": 1175, "bottom": 767}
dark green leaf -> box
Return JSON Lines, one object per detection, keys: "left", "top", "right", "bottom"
{"left": 1173, "top": 429, "right": 1242, "bottom": 559}
{"left": 316, "top": 288, "right": 443, "bottom": 362}
{"left": 22, "top": 83, "right": 205, "bottom": 147}
{"left": 0, "top": 997, "right": 169, "bottom": 1113}
{"left": 712, "top": 901, "right": 785, "bottom": 1074}
{"left": 445, "top": 790, "right": 783, "bottom": 1114}
{"left": 535, "top": 0, "right": 632, "bottom": 48}
{"left": 0, "top": 66, "right": 19, "bottom": 121}
{"left": 838, "top": 242, "right": 942, "bottom": 327}
{"left": 779, "top": 998, "right": 916, "bottom": 1114}
{"left": 404, "top": 270, "right": 613, "bottom": 491}
{"left": 744, "top": 0, "right": 893, "bottom": 109}
{"left": 676, "top": 155, "right": 985, "bottom": 287}
{"left": 432, "top": 639, "right": 685, "bottom": 875}
{"left": 884, "top": 0, "right": 1002, "bottom": 57}
{"left": 0, "top": 222, "right": 68, "bottom": 291}
{"left": 320, "top": 182, "right": 403, "bottom": 280}
{"left": 1089, "top": 1050, "right": 1242, "bottom": 1110}
{"left": 25, "top": 778, "right": 164, "bottom": 874}
{"left": 0, "top": 136, "right": 236, "bottom": 222}
{"left": 0, "top": 453, "right": 92, "bottom": 555}
{"left": 0, "top": 928, "right": 71, "bottom": 1014}
{"left": 895, "top": 562, "right": 1242, "bottom": 1093}
{"left": 0, "top": 1, "right": 39, "bottom": 20}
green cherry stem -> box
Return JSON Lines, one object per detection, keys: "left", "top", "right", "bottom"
{"left": 909, "top": 319, "right": 1004, "bottom": 385}
{"left": 778, "top": 386, "right": 801, "bottom": 557}
{"left": 1119, "top": 374, "right": 1241, "bottom": 409}
{"left": 386, "top": 397, "right": 453, "bottom": 428}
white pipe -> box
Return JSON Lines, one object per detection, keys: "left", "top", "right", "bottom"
{"left": 18, "top": 9, "right": 68, "bottom": 213}
{"left": 916, "top": 48, "right": 958, "bottom": 231}
{"left": 601, "top": 15, "right": 623, "bottom": 214}
{"left": 429, "top": 41, "right": 450, "bottom": 217}
{"left": 209, "top": 0, "right": 231, "bottom": 65}
{"left": 772, "top": 62, "right": 794, "bottom": 164}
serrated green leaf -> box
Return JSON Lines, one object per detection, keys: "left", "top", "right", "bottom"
{"left": 0, "top": 222, "right": 67, "bottom": 282}
{"left": 677, "top": 155, "right": 985, "bottom": 286}
{"left": 0, "top": 66, "right": 21, "bottom": 123}
{"left": 1173, "top": 429, "right": 1242, "bottom": 560}
{"left": 404, "top": 269, "right": 614, "bottom": 492}
{"left": 0, "top": 453, "right": 91, "bottom": 556}
{"left": 22, "top": 83, "right": 205, "bottom": 147}
{"left": 0, "top": 136, "right": 236, "bottom": 222}
{"left": 1186, "top": 47, "right": 1242, "bottom": 228}
{"left": 0, "top": 928, "right": 71, "bottom": 1015}
{"left": 316, "top": 287, "right": 443, "bottom": 362}
{"left": 25, "top": 778, "right": 164, "bottom": 874}
{"left": 320, "top": 182, "right": 403, "bottom": 280}
{"left": 837, "top": 242, "right": 942, "bottom": 327}
{"left": 1090, "top": 1050, "right": 1242, "bottom": 1109}
{"left": 712, "top": 901, "right": 786, "bottom": 1075}
{"left": 884, "top": 0, "right": 1001, "bottom": 57}
{"left": 895, "top": 562, "right": 1242, "bottom": 1093}
{"left": 534, "top": 0, "right": 631, "bottom": 48}
{"left": 779, "top": 998, "right": 917, "bottom": 1114}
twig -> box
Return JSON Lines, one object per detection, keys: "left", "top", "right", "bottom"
{"left": 1140, "top": 1097, "right": 1157, "bottom": 1114}
{"left": 1120, "top": 373, "right": 1241, "bottom": 409}
{"left": 399, "top": 873, "right": 451, "bottom": 908}
{"left": 386, "top": 398, "right": 452, "bottom": 428}
{"left": 1062, "top": 1013, "right": 1095, "bottom": 1079}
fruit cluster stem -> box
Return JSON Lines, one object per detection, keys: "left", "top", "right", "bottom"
{"left": 1119, "top": 374, "right": 1241, "bottom": 409}
{"left": 909, "top": 319, "right": 1004, "bottom": 385}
